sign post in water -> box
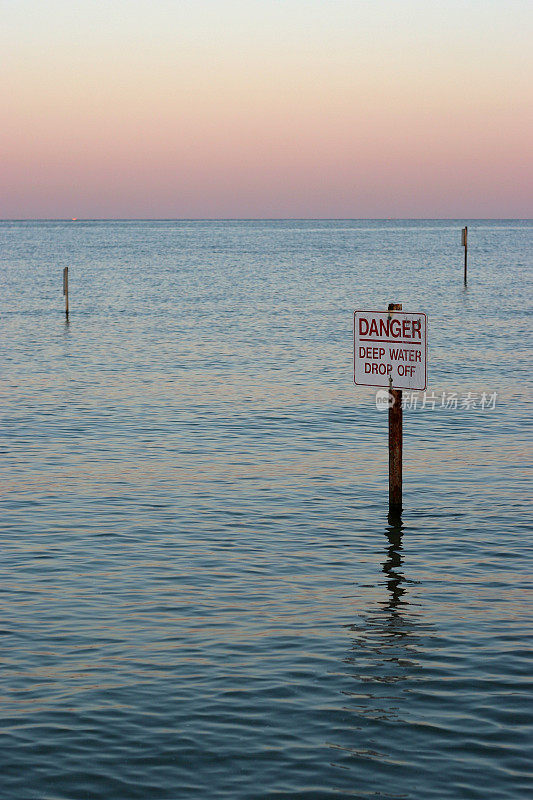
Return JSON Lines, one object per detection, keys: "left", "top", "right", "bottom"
{"left": 354, "top": 304, "right": 427, "bottom": 515}
{"left": 63, "top": 266, "right": 69, "bottom": 319}
{"left": 462, "top": 226, "right": 468, "bottom": 284}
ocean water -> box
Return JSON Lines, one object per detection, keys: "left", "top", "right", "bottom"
{"left": 0, "top": 219, "right": 531, "bottom": 799}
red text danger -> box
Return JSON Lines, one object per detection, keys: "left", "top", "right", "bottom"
{"left": 359, "top": 317, "right": 422, "bottom": 339}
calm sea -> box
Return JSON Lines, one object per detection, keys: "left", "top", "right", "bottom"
{"left": 1, "top": 220, "right": 532, "bottom": 799}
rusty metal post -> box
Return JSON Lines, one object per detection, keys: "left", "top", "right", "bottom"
{"left": 388, "top": 303, "right": 402, "bottom": 515}
{"left": 63, "top": 267, "right": 69, "bottom": 318}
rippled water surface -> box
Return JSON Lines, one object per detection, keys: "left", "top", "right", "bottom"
{"left": 1, "top": 220, "right": 532, "bottom": 799}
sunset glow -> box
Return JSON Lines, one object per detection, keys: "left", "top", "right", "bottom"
{"left": 3, "top": 0, "right": 532, "bottom": 218}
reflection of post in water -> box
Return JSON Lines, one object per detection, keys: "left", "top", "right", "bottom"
{"left": 340, "top": 516, "right": 415, "bottom": 748}
{"left": 338, "top": 524, "right": 428, "bottom": 780}
{"left": 384, "top": 512, "right": 405, "bottom": 611}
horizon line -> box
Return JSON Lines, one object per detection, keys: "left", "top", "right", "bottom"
{"left": 1, "top": 217, "right": 532, "bottom": 222}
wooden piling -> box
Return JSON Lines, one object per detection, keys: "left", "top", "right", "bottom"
{"left": 462, "top": 226, "right": 468, "bottom": 284}
{"left": 388, "top": 302, "right": 402, "bottom": 515}
{"left": 63, "top": 267, "right": 69, "bottom": 318}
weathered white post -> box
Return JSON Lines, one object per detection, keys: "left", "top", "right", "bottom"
{"left": 63, "top": 267, "right": 69, "bottom": 318}
{"left": 462, "top": 226, "right": 468, "bottom": 284}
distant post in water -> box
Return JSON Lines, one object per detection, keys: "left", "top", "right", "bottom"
{"left": 462, "top": 226, "right": 468, "bottom": 284}
{"left": 354, "top": 304, "right": 427, "bottom": 516}
{"left": 63, "top": 266, "right": 69, "bottom": 318}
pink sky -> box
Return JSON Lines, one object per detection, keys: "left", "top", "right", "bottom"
{"left": 2, "top": 1, "right": 532, "bottom": 218}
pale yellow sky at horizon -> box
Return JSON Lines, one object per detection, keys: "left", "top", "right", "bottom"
{"left": 2, "top": 0, "right": 532, "bottom": 217}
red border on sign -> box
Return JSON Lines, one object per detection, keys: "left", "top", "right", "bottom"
{"left": 353, "top": 310, "right": 428, "bottom": 391}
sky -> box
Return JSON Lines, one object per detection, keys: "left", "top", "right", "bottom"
{"left": 2, "top": 0, "right": 532, "bottom": 218}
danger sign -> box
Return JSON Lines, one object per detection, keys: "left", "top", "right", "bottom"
{"left": 354, "top": 310, "right": 427, "bottom": 390}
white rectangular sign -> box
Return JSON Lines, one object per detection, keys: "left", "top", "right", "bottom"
{"left": 354, "top": 310, "right": 427, "bottom": 390}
